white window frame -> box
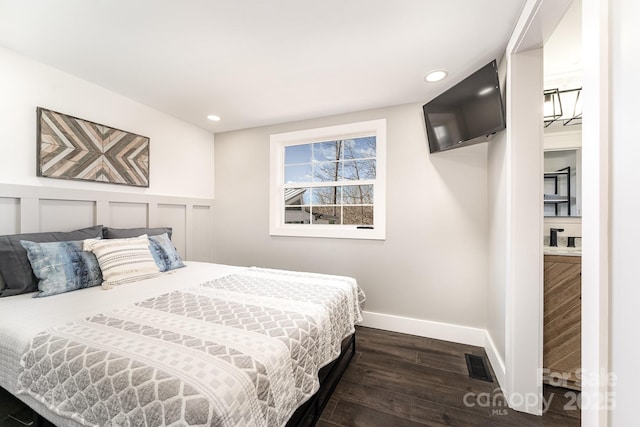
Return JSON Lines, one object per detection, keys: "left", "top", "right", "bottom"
{"left": 270, "top": 119, "right": 386, "bottom": 240}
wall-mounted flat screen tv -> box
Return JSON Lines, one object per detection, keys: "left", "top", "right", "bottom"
{"left": 423, "top": 60, "right": 506, "bottom": 153}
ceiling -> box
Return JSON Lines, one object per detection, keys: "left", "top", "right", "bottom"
{"left": 0, "top": 0, "right": 526, "bottom": 133}
{"left": 544, "top": 0, "right": 582, "bottom": 89}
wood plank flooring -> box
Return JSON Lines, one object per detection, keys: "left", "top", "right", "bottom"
{"left": 0, "top": 326, "right": 581, "bottom": 427}
{"left": 318, "top": 326, "right": 581, "bottom": 427}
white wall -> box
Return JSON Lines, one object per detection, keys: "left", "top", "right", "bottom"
{"left": 0, "top": 46, "right": 215, "bottom": 199}
{"left": 609, "top": 0, "right": 640, "bottom": 424}
{"left": 503, "top": 47, "right": 546, "bottom": 415}
{"left": 486, "top": 56, "right": 509, "bottom": 381}
{"left": 214, "top": 103, "right": 489, "bottom": 331}
{"left": 487, "top": 120, "right": 507, "bottom": 370}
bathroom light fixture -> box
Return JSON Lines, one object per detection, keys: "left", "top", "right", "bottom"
{"left": 562, "top": 88, "right": 582, "bottom": 126}
{"left": 424, "top": 70, "right": 448, "bottom": 83}
{"left": 543, "top": 88, "right": 582, "bottom": 127}
{"left": 543, "top": 89, "right": 563, "bottom": 123}
{"left": 207, "top": 114, "right": 221, "bottom": 121}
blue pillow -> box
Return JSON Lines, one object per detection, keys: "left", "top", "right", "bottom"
{"left": 0, "top": 225, "right": 104, "bottom": 297}
{"left": 20, "top": 240, "right": 103, "bottom": 298}
{"left": 148, "top": 233, "right": 185, "bottom": 272}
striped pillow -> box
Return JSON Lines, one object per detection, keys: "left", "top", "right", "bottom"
{"left": 83, "top": 235, "right": 160, "bottom": 289}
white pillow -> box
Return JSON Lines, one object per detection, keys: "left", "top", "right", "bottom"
{"left": 83, "top": 234, "right": 161, "bottom": 289}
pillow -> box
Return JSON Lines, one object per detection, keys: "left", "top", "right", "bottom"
{"left": 103, "top": 226, "right": 172, "bottom": 240}
{"left": 83, "top": 235, "right": 161, "bottom": 289}
{"left": 20, "top": 240, "right": 103, "bottom": 298}
{"left": 149, "top": 233, "right": 185, "bottom": 272}
{"left": 0, "top": 225, "right": 104, "bottom": 297}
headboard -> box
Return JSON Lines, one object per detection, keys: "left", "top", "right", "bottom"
{"left": 0, "top": 183, "right": 214, "bottom": 262}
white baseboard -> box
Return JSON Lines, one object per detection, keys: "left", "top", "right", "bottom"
{"left": 360, "top": 310, "right": 486, "bottom": 347}
{"left": 483, "top": 330, "right": 507, "bottom": 391}
{"left": 360, "top": 310, "right": 508, "bottom": 396}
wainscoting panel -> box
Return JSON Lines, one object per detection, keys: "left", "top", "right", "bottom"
{"left": 0, "top": 197, "right": 20, "bottom": 235}
{"left": 158, "top": 204, "right": 187, "bottom": 257}
{"left": 108, "top": 202, "right": 149, "bottom": 228}
{"left": 0, "top": 183, "right": 214, "bottom": 262}
{"left": 192, "top": 205, "right": 212, "bottom": 262}
{"left": 39, "top": 199, "right": 96, "bottom": 232}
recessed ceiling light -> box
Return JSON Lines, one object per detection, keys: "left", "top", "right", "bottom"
{"left": 207, "top": 114, "right": 221, "bottom": 121}
{"left": 424, "top": 70, "right": 448, "bottom": 83}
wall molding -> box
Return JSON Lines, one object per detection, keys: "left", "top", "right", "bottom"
{"left": 0, "top": 183, "right": 214, "bottom": 262}
{"left": 0, "top": 183, "right": 213, "bottom": 207}
{"left": 484, "top": 330, "right": 507, "bottom": 392}
{"left": 360, "top": 311, "right": 486, "bottom": 347}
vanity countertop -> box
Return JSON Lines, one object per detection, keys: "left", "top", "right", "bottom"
{"left": 544, "top": 246, "right": 582, "bottom": 256}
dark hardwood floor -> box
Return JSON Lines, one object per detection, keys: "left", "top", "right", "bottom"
{"left": 317, "top": 326, "right": 581, "bottom": 427}
{"left": 0, "top": 326, "right": 581, "bottom": 427}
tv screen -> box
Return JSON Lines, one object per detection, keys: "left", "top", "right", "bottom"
{"left": 423, "top": 60, "right": 505, "bottom": 153}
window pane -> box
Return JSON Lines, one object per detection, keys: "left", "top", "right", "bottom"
{"left": 343, "top": 159, "right": 376, "bottom": 180}
{"left": 313, "top": 141, "right": 342, "bottom": 162}
{"left": 272, "top": 119, "right": 385, "bottom": 238}
{"left": 311, "top": 206, "right": 342, "bottom": 224}
{"left": 285, "top": 206, "right": 311, "bottom": 224}
{"left": 313, "top": 161, "right": 340, "bottom": 183}
{"left": 312, "top": 186, "right": 341, "bottom": 205}
{"left": 343, "top": 185, "right": 373, "bottom": 204}
{"left": 284, "top": 188, "right": 310, "bottom": 205}
{"left": 344, "top": 206, "right": 373, "bottom": 225}
{"left": 285, "top": 144, "right": 312, "bottom": 165}
{"left": 343, "top": 136, "right": 376, "bottom": 159}
{"left": 285, "top": 164, "right": 312, "bottom": 183}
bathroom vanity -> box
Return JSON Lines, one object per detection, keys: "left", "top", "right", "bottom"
{"left": 543, "top": 251, "right": 581, "bottom": 390}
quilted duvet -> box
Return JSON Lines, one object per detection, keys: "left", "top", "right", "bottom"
{"left": 17, "top": 267, "right": 365, "bottom": 426}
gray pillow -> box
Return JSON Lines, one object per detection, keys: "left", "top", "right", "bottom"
{"left": 103, "top": 226, "right": 172, "bottom": 240}
{"left": 0, "top": 225, "right": 104, "bottom": 297}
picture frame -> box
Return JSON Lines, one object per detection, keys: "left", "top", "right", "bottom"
{"left": 36, "top": 107, "right": 150, "bottom": 187}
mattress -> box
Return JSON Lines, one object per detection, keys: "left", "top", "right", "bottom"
{"left": 0, "top": 261, "right": 364, "bottom": 426}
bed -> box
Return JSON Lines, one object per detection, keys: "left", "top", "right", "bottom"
{"left": 0, "top": 232, "right": 364, "bottom": 427}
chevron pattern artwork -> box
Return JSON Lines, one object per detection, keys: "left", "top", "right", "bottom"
{"left": 37, "top": 108, "right": 149, "bottom": 187}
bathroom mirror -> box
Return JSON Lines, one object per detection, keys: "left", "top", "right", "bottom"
{"left": 544, "top": 130, "right": 582, "bottom": 217}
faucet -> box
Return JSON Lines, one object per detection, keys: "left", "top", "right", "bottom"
{"left": 550, "top": 228, "right": 564, "bottom": 247}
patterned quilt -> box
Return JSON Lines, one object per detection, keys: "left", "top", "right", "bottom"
{"left": 17, "top": 267, "right": 365, "bottom": 427}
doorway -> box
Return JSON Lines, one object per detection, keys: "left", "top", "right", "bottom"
{"left": 541, "top": 0, "right": 583, "bottom": 394}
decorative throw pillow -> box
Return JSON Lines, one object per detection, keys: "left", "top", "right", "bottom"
{"left": 83, "top": 235, "right": 161, "bottom": 289}
{"left": 148, "top": 233, "right": 185, "bottom": 272}
{"left": 0, "top": 225, "right": 104, "bottom": 297}
{"left": 20, "top": 240, "right": 103, "bottom": 298}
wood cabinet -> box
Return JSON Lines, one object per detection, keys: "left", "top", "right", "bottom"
{"left": 543, "top": 254, "right": 581, "bottom": 390}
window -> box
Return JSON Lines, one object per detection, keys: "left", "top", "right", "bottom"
{"left": 270, "top": 119, "right": 386, "bottom": 240}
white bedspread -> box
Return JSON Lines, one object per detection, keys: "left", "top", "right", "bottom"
{"left": 0, "top": 262, "right": 242, "bottom": 396}
{"left": 0, "top": 262, "right": 364, "bottom": 427}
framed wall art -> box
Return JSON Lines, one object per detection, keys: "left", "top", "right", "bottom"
{"left": 37, "top": 107, "right": 149, "bottom": 187}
